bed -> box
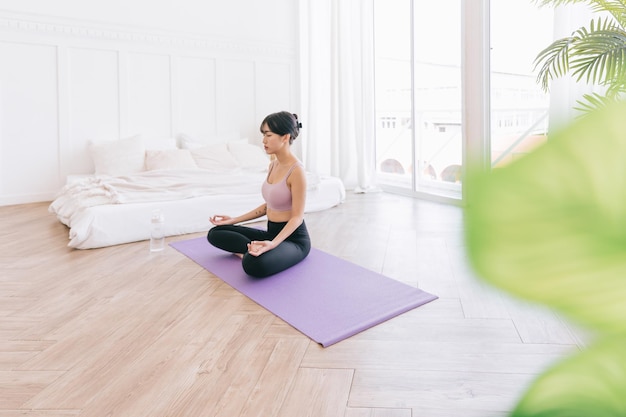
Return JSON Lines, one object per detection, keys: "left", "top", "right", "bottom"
{"left": 49, "top": 135, "right": 346, "bottom": 249}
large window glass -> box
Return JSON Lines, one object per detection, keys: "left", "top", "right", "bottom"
{"left": 374, "top": 0, "right": 462, "bottom": 199}
{"left": 374, "top": 1, "right": 555, "bottom": 201}
{"left": 373, "top": 0, "right": 413, "bottom": 189}
{"left": 490, "top": 2, "right": 553, "bottom": 168}
{"left": 413, "top": 1, "right": 462, "bottom": 197}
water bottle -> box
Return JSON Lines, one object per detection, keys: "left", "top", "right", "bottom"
{"left": 150, "top": 209, "right": 165, "bottom": 252}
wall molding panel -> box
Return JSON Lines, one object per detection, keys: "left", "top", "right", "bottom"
{"left": 0, "top": 12, "right": 294, "bottom": 58}
{"left": 0, "top": 10, "right": 297, "bottom": 205}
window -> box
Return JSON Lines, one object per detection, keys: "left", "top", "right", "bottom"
{"left": 374, "top": 0, "right": 554, "bottom": 201}
{"left": 374, "top": 0, "right": 462, "bottom": 199}
{"left": 490, "top": 1, "right": 552, "bottom": 168}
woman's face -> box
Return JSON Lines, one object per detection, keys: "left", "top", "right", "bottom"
{"left": 261, "top": 123, "right": 289, "bottom": 154}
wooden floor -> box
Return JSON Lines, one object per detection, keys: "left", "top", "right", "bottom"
{"left": 0, "top": 192, "right": 588, "bottom": 417}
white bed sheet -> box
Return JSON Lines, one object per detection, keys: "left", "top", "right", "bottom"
{"left": 50, "top": 171, "right": 345, "bottom": 249}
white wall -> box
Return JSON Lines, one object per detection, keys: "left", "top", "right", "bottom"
{"left": 0, "top": 1, "right": 298, "bottom": 205}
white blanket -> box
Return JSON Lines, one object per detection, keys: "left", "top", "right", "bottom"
{"left": 49, "top": 168, "right": 323, "bottom": 226}
{"left": 49, "top": 169, "right": 260, "bottom": 222}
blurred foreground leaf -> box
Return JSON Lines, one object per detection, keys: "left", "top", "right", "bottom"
{"left": 465, "top": 101, "right": 626, "bottom": 334}
{"left": 465, "top": 101, "right": 626, "bottom": 415}
{"left": 511, "top": 336, "right": 626, "bottom": 417}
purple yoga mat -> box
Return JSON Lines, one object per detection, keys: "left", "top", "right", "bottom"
{"left": 170, "top": 237, "right": 438, "bottom": 347}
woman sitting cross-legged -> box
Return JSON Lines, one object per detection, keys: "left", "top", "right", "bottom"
{"left": 207, "top": 111, "right": 311, "bottom": 278}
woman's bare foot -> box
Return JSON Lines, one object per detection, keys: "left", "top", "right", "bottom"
{"left": 234, "top": 253, "right": 244, "bottom": 259}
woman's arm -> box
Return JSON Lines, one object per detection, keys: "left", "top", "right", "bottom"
{"left": 210, "top": 203, "right": 267, "bottom": 225}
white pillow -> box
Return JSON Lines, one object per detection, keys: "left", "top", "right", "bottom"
{"left": 145, "top": 149, "right": 198, "bottom": 171}
{"left": 227, "top": 140, "right": 270, "bottom": 171}
{"left": 177, "top": 132, "right": 242, "bottom": 149}
{"left": 177, "top": 133, "right": 205, "bottom": 149}
{"left": 190, "top": 143, "right": 240, "bottom": 172}
{"left": 90, "top": 135, "right": 145, "bottom": 176}
{"left": 145, "top": 138, "right": 178, "bottom": 150}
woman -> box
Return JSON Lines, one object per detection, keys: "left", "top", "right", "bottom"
{"left": 207, "top": 111, "right": 311, "bottom": 278}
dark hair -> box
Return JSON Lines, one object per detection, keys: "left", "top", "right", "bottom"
{"left": 260, "top": 111, "right": 302, "bottom": 145}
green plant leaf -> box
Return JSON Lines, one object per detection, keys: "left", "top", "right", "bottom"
{"left": 534, "top": 37, "right": 575, "bottom": 92}
{"left": 531, "top": 2, "right": 626, "bottom": 104}
{"left": 569, "top": 19, "right": 626, "bottom": 85}
{"left": 511, "top": 335, "right": 626, "bottom": 417}
{"left": 465, "top": 101, "right": 626, "bottom": 334}
{"left": 573, "top": 92, "right": 613, "bottom": 113}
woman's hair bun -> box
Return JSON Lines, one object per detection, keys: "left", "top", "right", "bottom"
{"left": 293, "top": 114, "right": 302, "bottom": 129}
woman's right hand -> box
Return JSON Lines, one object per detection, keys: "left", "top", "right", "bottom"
{"left": 210, "top": 215, "right": 233, "bottom": 226}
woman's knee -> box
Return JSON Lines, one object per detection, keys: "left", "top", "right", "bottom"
{"left": 242, "top": 256, "right": 273, "bottom": 278}
{"left": 207, "top": 226, "right": 221, "bottom": 244}
{"left": 241, "top": 247, "right": 308, "bottom": 278}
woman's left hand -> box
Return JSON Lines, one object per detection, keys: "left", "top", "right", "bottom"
{"left": 247, "top": 240, "right": 276, "bottom": 257}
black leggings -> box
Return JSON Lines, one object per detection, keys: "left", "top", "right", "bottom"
{"left": 207, "top": 221, "right": 311, "bottom": 278}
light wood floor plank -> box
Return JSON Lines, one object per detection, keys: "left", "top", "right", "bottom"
{"left": 279, "top": 368, "right": 354, "bottom": 417}
{"left": 345, "top": 313, "right": 523, "bottom": 344}
{"left": 505, "top": 298, "right": 581, "bottom": 344}
{"left": 410, "top": 406, "right": 507, "bottom": 417}
{"left": 0, "top": 411, "right": 81, "bottom": 417}
{"left": 237, "top": 338, "right": 310, "bottom": 417}
{"left": 0, "top": 371, "right": 65, "bottom": 408}
{"left": 345, "top": 407, "right": 412, "bottom": 417}
{"left": 350, "top": 369, "right": 530, "bottom": 414}
{"left": 303, "top": 339, "right": 575, "bottom": 374}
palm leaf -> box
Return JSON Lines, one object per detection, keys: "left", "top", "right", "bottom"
{"left": 534, "top": 37, "right": 577, "bottom": 92}
{"left": 604, "top": 77, "right": 626, "bottom": 95}
{"left": 598, "top": 0, "right": 626, "bottom": 27}
{"left": 585, "top": 1, "right": 626, "bottom": 27}
{"left": 573, "top": 92, "right": 615, "bottom": 112}
{"left": 533, "top": 0, "right": 626, "bottom": 14}
{"left": 533, "top": 0, "right": 626, "bottom": 31}
{"left": 569, "top": 18, "right": 626, "bottom": 84}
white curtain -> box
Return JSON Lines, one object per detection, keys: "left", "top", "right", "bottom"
{"left": 298, "top": 0, "right": 379, "bottom": 192}
{"left": 548, "top": 4, "right": 596, "bottom": 132}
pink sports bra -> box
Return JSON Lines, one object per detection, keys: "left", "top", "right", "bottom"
{"left": 261, "top": 161, "right": 302, "bottom": 212}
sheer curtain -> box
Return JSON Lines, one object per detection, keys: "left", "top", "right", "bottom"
{"left": 548, "top": 4, "right": 596, "bottom": 132}
{"left": 298, "top": 0, "right": 379, "bottom": 192}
